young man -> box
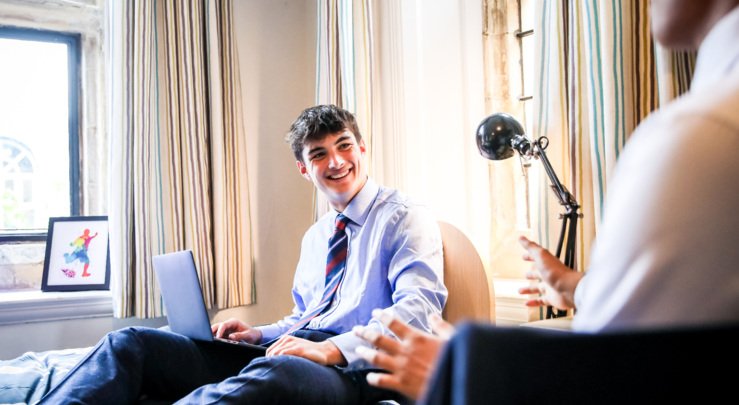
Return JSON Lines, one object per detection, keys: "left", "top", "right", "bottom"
{"left": 355, "top": 0, "right": 739, "bottom": 401}
{"left": 40, "top": 105, "right": 447, "bottom": 404}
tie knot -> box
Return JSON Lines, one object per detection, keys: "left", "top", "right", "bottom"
{"left": 334, "top": 214, "right": 350, "bottom": 231}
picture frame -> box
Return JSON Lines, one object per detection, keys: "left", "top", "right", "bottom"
{"left": 41, "top": 216, "right": 110, "bottom": 292}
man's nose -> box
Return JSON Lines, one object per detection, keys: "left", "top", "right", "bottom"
{"left": 328, "top": 152, "right": 345, "bottom": 168}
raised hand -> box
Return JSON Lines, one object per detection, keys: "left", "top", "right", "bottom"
{"left": 517, "top": 236, "right": 583, "bottom": 310}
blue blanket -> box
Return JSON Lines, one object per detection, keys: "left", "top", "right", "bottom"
{"left": 0, "top": 347, "right": 89, "bottom": 405}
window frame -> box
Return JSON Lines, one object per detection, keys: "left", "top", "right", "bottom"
{"left": 0, "top": 26, "right": 81, "bottom": 242}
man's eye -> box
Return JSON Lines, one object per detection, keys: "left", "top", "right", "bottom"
{"left": 310, "top": 152, "right": 325, "bottom": 161}
{"left": 339, "top": 143, "right": 353, "bottom": 150}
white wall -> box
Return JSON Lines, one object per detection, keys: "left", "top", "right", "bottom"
{"left": 0, "top": 316, "right": 167, "bottom": 359}
{"left": 0, "top": 0, "right": 317, "bottom": 359}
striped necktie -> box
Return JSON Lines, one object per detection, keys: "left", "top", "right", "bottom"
{"left": 286, "top": 213, "right": 350, "bottom": 334}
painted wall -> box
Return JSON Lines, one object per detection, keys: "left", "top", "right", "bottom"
{"left": 0, "top": 316, "right": 167, "bottom": 359}
{"left": 0, "top": 0, "right": 316, "bottom": 360}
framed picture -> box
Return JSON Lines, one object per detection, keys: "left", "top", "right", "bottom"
{"left": 41, "top": 216, "right": 110, "bottom": 292}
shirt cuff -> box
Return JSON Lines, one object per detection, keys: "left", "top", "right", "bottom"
{"left": 328, "top": 331, "right": 373, "bottom": 365}
{"left": 573, "top": 272, "right": 587, "bottom": 309}
{"left": 255, "top": 324, "right": 283, "bottom": 344}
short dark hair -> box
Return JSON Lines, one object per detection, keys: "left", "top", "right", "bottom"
{"left": 285, "top": 105, "right": 363, "bottom": 162}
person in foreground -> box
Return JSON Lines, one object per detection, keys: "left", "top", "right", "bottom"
{"left": 355, "top": 0, "right": 739, "bottom": 401}
{"left": 39, "top": 105, "right": 447, "bottom": 404}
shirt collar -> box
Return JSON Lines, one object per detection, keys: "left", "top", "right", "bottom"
{"left": 333, "top": 177, "right": 379, "bottom": 227}
{"left": 692, "top": 6, "right": 739, "bottom": 91}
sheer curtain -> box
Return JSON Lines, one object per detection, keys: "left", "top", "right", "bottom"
{"left": 107, "top": 0, "right": 254, "bottom": 318}
{"left": 530, "top": 0, "right": 694, "bottom": 272}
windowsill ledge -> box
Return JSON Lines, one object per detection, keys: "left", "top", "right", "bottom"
{"left": 493, "top": 278, "right": 542, "bottom": 325}
{"left": 0, "top": 290, "right": 113, "bottom": 326}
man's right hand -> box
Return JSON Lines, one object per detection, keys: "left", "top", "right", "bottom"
{"left": 211, "top": 318, "right": 263, "bottom": 344}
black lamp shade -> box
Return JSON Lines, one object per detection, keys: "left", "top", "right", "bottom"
{"left": 475, "top": 113, "right": 526, "bottom": 161}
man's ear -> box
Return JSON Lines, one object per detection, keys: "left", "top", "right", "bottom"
{"left": 359, "top": 139, "right": 367, "bottom": 154}
{"left": 296, "top": 161, "right": 312, "bottom": 181}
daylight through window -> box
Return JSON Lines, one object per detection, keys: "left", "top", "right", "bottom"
{"left": 0, "top": 28, "right": 80, "bottom": 236}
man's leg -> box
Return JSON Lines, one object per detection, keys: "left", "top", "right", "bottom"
{"left": 177, "top": 355, "right": 405, "bottom": 405}
{"left": 39, "top": 327, "right": 260, "bottom": 404}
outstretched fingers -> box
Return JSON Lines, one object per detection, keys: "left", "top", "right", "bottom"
{"left": 355, "top": 345, "right": 404, "bottom": 371}
{"left": 372, "top": 308, "right": 415, "bottom": 340}
{"left": 354, "top": 326, "right": 403, "bottom": 356}
{"left": 366, "top": 371, "right": 406, "bottom": 394}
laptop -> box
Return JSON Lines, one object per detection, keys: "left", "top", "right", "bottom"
{"left": 152, "top": 250, "right": 266, "bottom": 354}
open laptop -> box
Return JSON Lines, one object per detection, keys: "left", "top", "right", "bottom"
{"left": 152, "top": 250, "right": 266, "bottom": 354}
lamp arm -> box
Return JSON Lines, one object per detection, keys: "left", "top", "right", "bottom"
{"left": 532, "top": 139, "right": 580, "bottom": 213}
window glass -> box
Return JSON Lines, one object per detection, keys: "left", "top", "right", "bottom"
{"left": 0, "top": 30, "right": 78, "bottom": 234}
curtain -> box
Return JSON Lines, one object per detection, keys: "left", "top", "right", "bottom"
{"left": 314, "top": 0, "right": 492, "bottom": 271}
{"left": 108, "top": 0, "right": 254, "bottom": 318}
{"left": 313, "top": 0, "right": 415, "bottom": 218}
{"left": 530, "top": 0, "right": 695, "bottom": 272}
{"left": 313, "top": 0, "right": 385, "bottom": 219}
{"left": 312, "top": 0, "right": 366, "bottom": 219}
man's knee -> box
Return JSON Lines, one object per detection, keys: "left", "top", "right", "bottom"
{"left": 104, "top": 326, "right": 160, "bottom": 354}
{"left": 237, "top": 355, "right": 338, "bottom": 398}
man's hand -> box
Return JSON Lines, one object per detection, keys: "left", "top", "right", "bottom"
{"left": 266, "top": 335, "right": 346, "bottom": 366}
{"left": 211, "top": 318, "right": 262, "bottom": 344}
{"left": 517, "top": 236, "right": 584, "bottom": 310}
{"left": 354, "top": 309, "right": 453, "bottom": 400}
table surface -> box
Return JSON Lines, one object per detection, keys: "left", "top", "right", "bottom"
{"left": 521, "top": 316, "right": 573, "bottom": 331}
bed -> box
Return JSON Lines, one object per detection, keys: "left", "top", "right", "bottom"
{"left": 0, "top": 347, "right": 89, "bottom": 405}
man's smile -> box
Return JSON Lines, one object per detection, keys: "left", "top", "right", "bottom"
{"left": 327, "top": 168, "right": 352, "bottom": 180}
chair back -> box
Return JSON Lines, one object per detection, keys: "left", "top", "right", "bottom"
{"left": 438, "top": 221, "right": 495, "bottom": 323}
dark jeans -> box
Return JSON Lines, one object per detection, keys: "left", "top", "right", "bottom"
{"left": 38, "top": 327, "right": 404, "bottom": 405}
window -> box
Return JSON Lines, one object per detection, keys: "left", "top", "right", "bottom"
{"left": 0, "top": 0, "right": 105, "bottom": 293}
{"left": 510, "top": 0, "right": 536, "bottom": 232}
{"left": 0, "top": 27, "right": 81, "bottom": 240}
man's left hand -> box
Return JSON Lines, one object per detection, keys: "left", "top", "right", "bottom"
{"left": 266, "top": 335, "right": 347, "bottom": 366}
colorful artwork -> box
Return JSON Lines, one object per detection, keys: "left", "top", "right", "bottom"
{"left": 42, "top": 216, "right": 110, "bottom": 292}
{"left": 62, "top": 229, "right": 99, "bottom": 277}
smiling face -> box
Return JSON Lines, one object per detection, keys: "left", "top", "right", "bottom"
{"left": 297, "top": 130, "right": 368, "bottom": 212}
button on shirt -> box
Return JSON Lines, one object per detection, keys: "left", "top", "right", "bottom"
{"left": 256, "top": 179, "right": 447, "bottom": 363}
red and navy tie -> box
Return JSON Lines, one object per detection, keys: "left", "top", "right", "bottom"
{"left": 286, "top": 213, "right": 350, "bottom": 334}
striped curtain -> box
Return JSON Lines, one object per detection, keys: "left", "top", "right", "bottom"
{"left": 313, "top": 0, "right": 377, "bottom": 219}
{"left": 313, "top": 0, "right": 421, "bottom": 219}
{"left": 108, "top": 0, "right": 254, "bottom": 318}
{"left": 530, "top": 0, "right": 695, "bottom": 272}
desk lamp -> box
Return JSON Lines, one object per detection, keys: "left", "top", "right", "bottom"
{"left": 476, "top": 113, "right": 580, "bottom": 318}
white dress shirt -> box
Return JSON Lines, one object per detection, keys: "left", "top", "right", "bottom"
{"left": 573, "top": 7, "right": 739, "bottom": 332}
